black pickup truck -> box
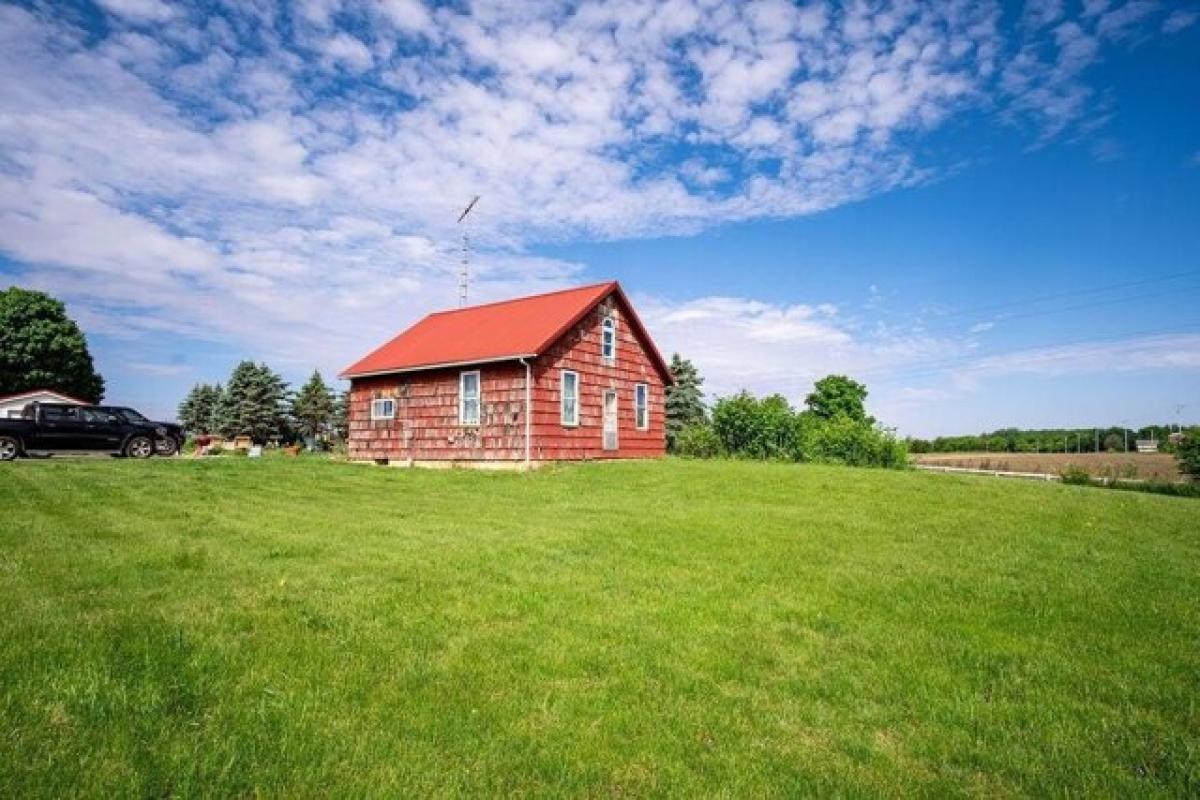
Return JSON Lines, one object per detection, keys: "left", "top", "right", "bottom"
{"left": 0, "top": 403, "right": 169, "bottom": 461}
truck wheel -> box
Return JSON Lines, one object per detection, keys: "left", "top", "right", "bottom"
{"left": 155, "top": 437, "right": 179, "bottom": 457}
{"left": 125, "top": 436, "right": 154, "bottom": 459}
{"left": 0, "top": 436, "right": 19, "bottom": 461}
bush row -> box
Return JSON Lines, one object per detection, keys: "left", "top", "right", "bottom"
{"left": 673, "top": 391, "right": 907, "bottom": 469}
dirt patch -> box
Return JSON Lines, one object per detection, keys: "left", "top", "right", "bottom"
{"left": 913, "top": 451, "right": 1182, "bottom": 482}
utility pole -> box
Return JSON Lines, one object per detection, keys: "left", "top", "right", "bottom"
{"left": 456, "top": 195, "right": 480, "bottom": 308}
{"left": 1094, "top": 427, "right": 1098, "bottom": 453}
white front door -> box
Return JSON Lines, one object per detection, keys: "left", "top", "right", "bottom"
{"left": 602, "top": 390, "right": 618, "bottom": 451}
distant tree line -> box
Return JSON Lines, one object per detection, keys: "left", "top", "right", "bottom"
{"left": 664, "top": 360, "right": 906, "bottom": 469}
{"left": 907, "top": 425, "right": 1200, "bottom": 455}
{"left": 178, "top": 362, "right": 347, "bottom": 445}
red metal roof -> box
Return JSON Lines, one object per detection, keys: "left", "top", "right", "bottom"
{"left": 340, "top": 281, "right": 672, "bottom": 382}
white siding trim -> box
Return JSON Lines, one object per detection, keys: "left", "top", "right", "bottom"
{"left": 370, "top": 398, "right": 395, "bottom": 420}
{"left": 635, "top": 383, "right": 649, "bottom": 430}
{"left": 459, "top": 370, "right": 481, "bottom": 426}
{"left": 560, "top": 369, "right": 579, "bottom": 427}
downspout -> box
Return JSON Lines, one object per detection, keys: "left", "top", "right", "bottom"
{"left": 519, "top": 357, "right": 532, "bottom": 470}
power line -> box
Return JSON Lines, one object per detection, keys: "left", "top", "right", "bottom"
{"left": 914, "top": 267, "right": 1200, "bottom": 325}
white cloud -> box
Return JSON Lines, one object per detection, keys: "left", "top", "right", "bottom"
{"left": 0, "top": 0, "right": 1179, "bottom": 405}
{"left": 96, "top": 0, "right": 176, "bottom": 24}
{"left": 1163, "top": 9, "right": 1198, "bottom": 33}
{"left": 320, "top": 33, "right": 375, "bottom": 73}
{"left": 966, "top": 334, "right": 1200, "bottom": 377}
{"left": 375, "top": 0, "right": 433, "bottom": 33}
{"left": 639, "top": 293, "right": 965, "bottom": 403}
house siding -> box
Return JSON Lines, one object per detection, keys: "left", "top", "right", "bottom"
{"left": 346, "top": 291, "right": 667, "bottom": 463}
{"left": 348, "top": 364, "right": 528, "bottom": 462}
{"left": 529, "top": 295, "right": 666, "bottom": 461}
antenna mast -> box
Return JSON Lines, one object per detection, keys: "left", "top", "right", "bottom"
{"left": 457, "top": 195, "right": 480, "bottom": 307}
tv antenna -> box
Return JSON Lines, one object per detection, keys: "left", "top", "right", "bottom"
{"left": 456, "top": 195, "right": 480, "bottom": 307}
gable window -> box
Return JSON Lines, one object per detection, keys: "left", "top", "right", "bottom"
{"left": 601, "top": 316, "right": 616, "bottom": 363}
{"left": 371, "top": 398, "right": 395, "bottom": 420}
{"left": 635, "top": 383, "right": 649, "bottom": 430}
{"left": 459, "top": 370, "right": 481, "bottom": 426}
{"left": 561, "top": 370, "right": 579, "bottom": 426}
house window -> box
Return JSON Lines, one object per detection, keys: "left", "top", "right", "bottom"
{"left": 635, "top": 383, "right": 649, "bottom": 430}
{"left": 460, "top": 370, "right": 481, "bottom": 426}
{"left": 561, "top": 370, "right": 579, "bottom": 426}
{"left": 371, "top": 398, "right": 395, "bottom": 420}
{"left": 601, "top": 316, "right": 616, "bottom": 363}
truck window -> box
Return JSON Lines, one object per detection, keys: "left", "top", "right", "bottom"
{"left": 42, "top": 406, "right": 78, "bottom": 422}
{"left": 81, "top": 409, "right": 112, "bottom": 424}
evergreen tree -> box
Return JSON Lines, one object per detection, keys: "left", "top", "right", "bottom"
{"left": 213, "top": 361, "right": 288, "bottom": 443}
{"left": 665, "top": 353, "right": 706, "bottom": 451}
{"left": 177, "top": 383, "right": 222, "bottom": 435}
{"left": 0, "top": 286, "right": 105, "bottom": 402}
{"left": 332, "top": 389, "right": 349, "bottom": 440}
{"left": 290, "top": 370, "right": 336, "bottom": 441}
{"left": 1177, "top": 434, "right": 1200, "bottom": 479}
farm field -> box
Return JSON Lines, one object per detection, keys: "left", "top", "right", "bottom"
{"left": 914, "top": 450, "right": 1182, "bottom": 481}
{"left": 1, "top": 458, "right": 1197, "bottom": 797}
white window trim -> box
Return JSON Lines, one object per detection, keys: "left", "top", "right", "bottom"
{"left": 601, "top": 316, "right": 617, "bottom": 364}
{"left": 459, "top": 370, "right": 481, "bottom": 426}
{"left": 635, "top": 383, "right": 649, "bottom": 430}
{"left": 370, "top": 398, "right": 395, "bottom": 420}
{"left": 560, "top": 369, "right": 580, "bottom": 427}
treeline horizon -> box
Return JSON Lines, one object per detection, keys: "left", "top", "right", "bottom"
{"left": 908, "top": 424, "right": 1200, "bottom": 454}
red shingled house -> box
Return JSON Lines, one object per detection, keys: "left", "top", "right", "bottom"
{"left": 339, "top": 281, "right": 672, "bottom": 467}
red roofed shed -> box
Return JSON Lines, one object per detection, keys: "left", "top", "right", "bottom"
{"left": 340, "top": 281, "right": 671, "bottom": 466}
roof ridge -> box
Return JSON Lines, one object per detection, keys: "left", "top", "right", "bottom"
{"left": 426, "top": 280, "right": 615, "bottom": 317}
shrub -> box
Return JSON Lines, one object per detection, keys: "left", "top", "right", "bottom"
{"left": 701, "top": 383, "right": 906, "bottom": 469}
{"left": 1060, "top": 465, "right": 1093, "bottom": 486}
{"left": 806, "top": 415, "right": 908, "bottom": 469}
{"left": 674, "top": 423, "right": 724, "bottom": 459}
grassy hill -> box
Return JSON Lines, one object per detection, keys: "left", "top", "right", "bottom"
{"left": 1, "top": 458, "right": 1197, "bottom": 796}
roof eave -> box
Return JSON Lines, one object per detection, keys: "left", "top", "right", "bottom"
{"left": 339, "top": 353, "right": 538, "bottom": 380}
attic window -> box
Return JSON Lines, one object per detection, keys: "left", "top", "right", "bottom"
{"left": 601, "top": 316, "right": 616, "bottom": 364}
{"left": 371, "top": 398, "right": 395, "bottom": 420}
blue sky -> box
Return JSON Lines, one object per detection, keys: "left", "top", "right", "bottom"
{"left": 0, "top": 0, "right": 1198, "bottom": 436}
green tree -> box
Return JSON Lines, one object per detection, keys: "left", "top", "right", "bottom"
{"left": 0, "top": 286, "right": 104, "bottom": 402}
{"left": 1176, "top": 434, "right": 1200, "bottom": 479}
{"left": 665, "top": 353, "right": 706, "bottom": 451}
{"left": 177, "top": 383, "right": 222, "bottom": 435}
{"left": 711, "top": 391, "right": 761, "bottom": 456}
{"left": 1103, "top": 433, "right": 1123, "bottom": 452}
{"left": 290, "top": 370, "right": 336, "bottom": 441}
{"left": 332, "top": 389, "right": 350, "bottom": 440}
{"left": 804, "top": 375, "right": 870, "bottom": 423}
{"left": 213, "top": 361, "right": 288, "bottom": 443}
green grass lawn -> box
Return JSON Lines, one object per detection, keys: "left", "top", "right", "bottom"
{"left": 1, "top": 457, "right": 1197, "bottom": 797}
